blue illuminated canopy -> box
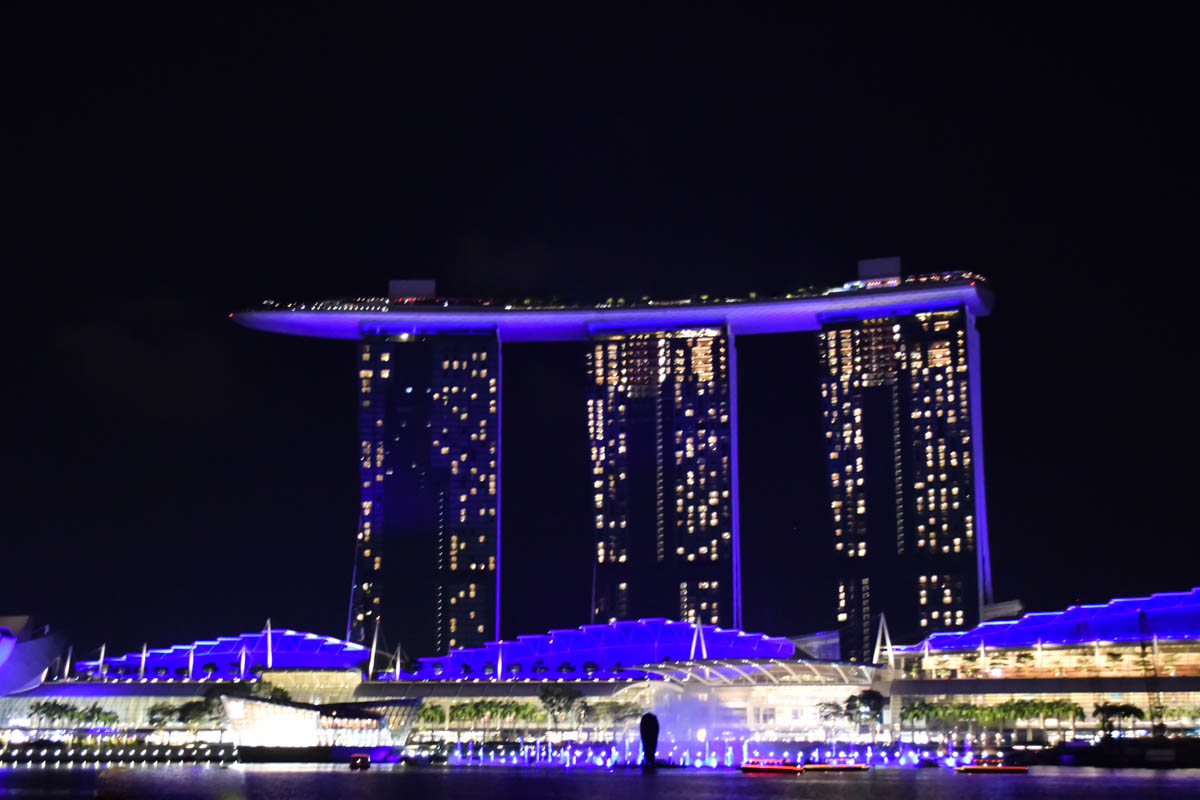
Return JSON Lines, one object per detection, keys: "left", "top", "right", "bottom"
{"left": 393, "top": 618, "right": 795, "bottom": 680}
{"left": 895, "top": 587, "right": 1200, "bottom": 652}
{"left": 75, "top": 629, "right": 367, "bottom": 679}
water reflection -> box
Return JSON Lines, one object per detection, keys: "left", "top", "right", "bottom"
{"left": 3, "top": 764, "right": 1200, "bottom": 799}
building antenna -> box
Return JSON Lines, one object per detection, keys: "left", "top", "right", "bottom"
{"left": 368, "top": 618, "right": 380, "bottom": 679}
{"left": 139, "top": 643, "right": 147, "bottom": 679}
{"left": 689, "top": 618, "right": 707, "bottom": 660}
{"left": 98, "top": 643, "right": 106, "bottom": 679}
{"left": 345, "top": 516, "right": 363, "bottom": 642}
{"left": 266, "top": 619, "right": 273, "bottom": 670}
{"left": 872, "top": 614, "right": 895, "bottom": 669}
{"left": 589, "top": 558, "right": 597, "bottom": 626}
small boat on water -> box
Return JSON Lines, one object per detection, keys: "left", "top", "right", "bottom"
{"left": 348, "top": 754, "right": 371, "bottom": 771}
{"left": 803, "top": 756, "right": 870, "bottom": 772}
{"left": 955, "top": 756, "right": 1027, "bottom": 774}
{"left": 740, "top": 757, "right": 802, "bottom": 774}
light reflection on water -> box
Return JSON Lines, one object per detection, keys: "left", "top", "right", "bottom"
{"left": 3, "top": 764, "right": 1200, "bottom": 799}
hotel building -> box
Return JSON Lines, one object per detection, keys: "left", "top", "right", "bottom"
{"left": 586, "top": 328, "right": 733, "bottom": 626}
{"left": 820, "top": 300, "right": 992, "bottom": 661}
{"left": 233, "top": 262, "right": 992, "bottom": 653}
{"left": 352, "top": 328, "right": 499, "bottom": 656}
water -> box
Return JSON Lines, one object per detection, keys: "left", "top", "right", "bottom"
{"left": 3, "top": 764, "right": 1200, "bottom": 799}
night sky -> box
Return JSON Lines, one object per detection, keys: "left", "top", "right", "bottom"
{"left": 5, "top": 6, "right": 1197, "bottom": 659}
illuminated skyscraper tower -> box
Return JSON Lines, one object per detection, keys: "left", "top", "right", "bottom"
{"left": 586, "top": 328, "right": 736, "bottom": 627}
{"left": 351, "top": 331, "right": 499, "bottom": 655}
{"left": 819, "top": 262, "right": 992, "bottom": 661}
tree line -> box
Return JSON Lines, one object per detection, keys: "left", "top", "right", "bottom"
{"left": 144, "top": 680, "right": 292, "bottom": 732}
{"left": 28, "top": 701, "right": 119, "bottom": 729}
{"left": 899, "top": 698, "right": 1089, "bottom": 743}
{"left": 414, "top": 685, "right": 644, "bottom": 737}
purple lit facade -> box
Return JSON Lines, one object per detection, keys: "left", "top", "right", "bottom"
{"left": 893, "top": 587, "right": 1200, "bottom": 653}
{"left": 234, "top": 273, "right": 993, "bottom": 655}
{"left": 395, "top": 617, "right": 794, "bottom": 681}
{"left": 74, "top": 629, "right": 367, "bottom": 679}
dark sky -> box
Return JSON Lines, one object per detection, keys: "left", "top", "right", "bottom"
{"left": 4, "top": 6, "right": 1197, "bottom": 659}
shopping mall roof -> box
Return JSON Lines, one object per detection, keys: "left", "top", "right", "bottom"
{"left": 895, "top": 587, "right": 1200, "bottom": 652}
{"left": 74, "top": 629, "right": 367, "bottom": 679}
{"left": 396, "top": 618, "right": 795, "bottom": 681}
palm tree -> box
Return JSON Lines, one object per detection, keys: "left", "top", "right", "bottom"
{"left": 901, "top": 700, "right": 941, "bottom": 743}
{"left": 512, "top": 702, "right": 545, "bottom": 738}
{"left": 975, "top": 704, "right": 1001, "bottom": 747}
{"left": 176, "top": 701, "right": 210, "bottom": 735}
{"left": 918, "top": 701, "right": 942, "bottom": 741}
{"left": 817, "top": 701, "right": 845, "bottom": 740}
{"left": 946, "top": 703, "right": 977, "bottom": 747}
{"left": 473, "top": 700, "right": 501, "bottom": 738}
{"left": 1014, "top": 699, "right": 1036, "bottom": 744}
{"left": 417, "top": 703, "right": 447, "bottom": 729}
{"left": 505, "top": 700, "right": 547, "bottom": 738}
{"left": 148, "top": 702, "right": 179, "bottom": 730}
{"left": 30, "top": 701, "right": 74, "bottom": 730}
{"left": 449, "top": 702, "right": 482, "bottom": 740}
{"left": 1028, "top": 698, "right": 1050, "bottom": 740}
{"left": 1058, "top": 700, "right": 1085, "bottom": 741}
{"left": 91, "top": 702, "right": 109, "bottom": 725}
{"left": 989, "top": 700, "right": 1011, "bottom": 746}
{"left": 898, "top": 702, "right": 917, "bottom": 741}
{"left": 1006, "top": 699, "right": 1032, "bottom": 744}
{"left": 538, "top": 684, "right": 582, "bottom": 733}
{"left": 1093, "top": 702, "right": 1144, "bottom": 737}
{"left": 29, "top": 701, "right": 52, "bottom": 729}
{"left": 1045, "top": 699, "right": 1069, "bottom": 742}
{"left": 1115, "top": 703, "right": 1145, "bottom": 736}
{"left": 849, "top": 690, "right": 887, "bottom": 742}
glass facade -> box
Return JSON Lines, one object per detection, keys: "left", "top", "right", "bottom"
{"left": 820, "top": 309, "right": 990, "bottom": 661}
{"left": 586, "top": 328, "right": 734, "bottom": 626}
{"left": 350, "top": 335, "right": 499, "bottom": 655}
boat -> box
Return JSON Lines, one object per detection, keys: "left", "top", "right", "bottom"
{"left": 348, "top": 753, "right": 371, "bottom": 771}
{"left": 955, "top": 756, "right": 1027, "bottom": 774}
{"left": 740, "top": 757, "right": 802, "bottom": 774}
{"left": 803, "top": 756, "right": 871, "bottom": 772}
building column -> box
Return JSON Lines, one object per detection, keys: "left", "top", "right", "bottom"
{"left": 965, "top": 310, "right": 993, "bottom": 611}
{"left": 728, "top": 328, "right": 743, "bottom": 630}
{"left": 495, "top": 336, "right": 503, "bottom": 642}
